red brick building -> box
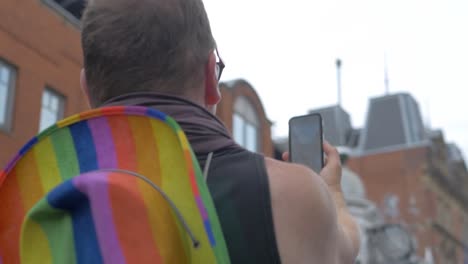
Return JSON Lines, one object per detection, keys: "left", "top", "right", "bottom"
{"left": 306, "top": 94, "right": 468, "bottom": 263}
{"left": 348, "top": 146, "right": 437, "bottom": 259}
{"left": 0, "top": 0, "right": 87, "bottom": 167}
{"left": 217, "top": 80, "right": 273, "bottom": 157}
{"left": 347, "top": 137, "right": 468, "bottom": 264}
{"left": 0, "top": 1, "right": 273, "bottom": 167}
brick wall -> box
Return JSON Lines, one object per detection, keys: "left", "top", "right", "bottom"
{"left": 0, "top": 0, "right": 87, "bottom": 167}
{"left": 348, "top": 146, "right": 467, "bottom": 263}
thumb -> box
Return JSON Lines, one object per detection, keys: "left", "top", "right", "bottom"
{"left": 320, "top": 141, "right": 342, "bottom": 187}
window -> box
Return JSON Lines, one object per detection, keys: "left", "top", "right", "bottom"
{"left": 42, "top": 0, "right": 85, "bottom": 26}
{"left": 233, "top": 114, "right": 245, "bottom": 145}
{"left": 39, "top": 89, "right": 65, "bottom": 132}
{"left": 245, "top": 123, "right": 257, "bottom": 151}
{"left": 233, "top": 113, "right": 258, "bottom": 152}
{"left": 383, "top": 193, "right": 400, "bottom": 218}
{"left": 0, "top": 60, "right": 16, "bottom": 132}
{"left": 232, "top": 97, "right": 260, "bottom": 152}
{"left": 437, "top": 199, "right": 452, "bottom": 230}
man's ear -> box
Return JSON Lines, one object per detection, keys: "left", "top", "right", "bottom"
{"left": 80, "top": 69, "right": 92, "bottom": 108}
{"left": 204, "top": 52, "right": 221, "bottom": 106}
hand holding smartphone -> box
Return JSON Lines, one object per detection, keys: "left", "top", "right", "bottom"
{"left": 288, "top": 113, "right": 324, "bottom": 172}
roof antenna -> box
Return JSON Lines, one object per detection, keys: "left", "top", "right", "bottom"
{"left": 384, "top": 53, "right": 390, "bottom": 95}
{"left": 336, "top": 58, "right": 342, "bottom": 106}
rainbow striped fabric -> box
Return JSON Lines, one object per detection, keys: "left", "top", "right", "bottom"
{"left": 0, "top": 106, "right": 230, "bottom": 264}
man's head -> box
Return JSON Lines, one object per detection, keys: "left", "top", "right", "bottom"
{"left": 80, "top": 0, "right": 222, "bottom": 109}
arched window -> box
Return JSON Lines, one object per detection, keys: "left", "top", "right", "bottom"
{"left": 232, "top": 96, "right": 260, "bottom": 152}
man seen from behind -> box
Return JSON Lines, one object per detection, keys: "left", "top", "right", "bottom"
{"left": 79, "top": 0, "right": 360, "bottom": 263}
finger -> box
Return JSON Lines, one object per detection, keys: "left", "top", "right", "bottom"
{"left": 282, "top": 152, "right": 290, "bottom": 162}
{"left": 321, "top": 141, "right": 340, "bottom": 170}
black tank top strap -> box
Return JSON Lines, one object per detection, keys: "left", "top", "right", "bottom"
{"left": 200, "top": 149, "right": 281, "bottom": 264}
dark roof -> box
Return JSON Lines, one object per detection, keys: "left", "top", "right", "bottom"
{"left": 308, "top": 105, "right": 353, "bottom": 147}
{"left": 360, "top": 93, "right": 427, "bottom": 153}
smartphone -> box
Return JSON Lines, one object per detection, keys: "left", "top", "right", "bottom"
{"left": 288, "top": 113, "right": 324, "bottom": 172}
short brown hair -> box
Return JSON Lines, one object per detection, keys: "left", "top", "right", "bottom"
{"left": 81, "top": 0, "right": 215, "bottom": 106}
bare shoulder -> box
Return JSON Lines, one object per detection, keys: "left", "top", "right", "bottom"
{"left": 264, "top": 157, "right": 333, "bottom": 210}
{"left": 264, "top": 157, "right": 339, "bottom": 263}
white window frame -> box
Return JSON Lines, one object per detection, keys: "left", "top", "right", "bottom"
{"left": 233, "top": 113, "right": 259, "bottom": 152}
{"left": 232, "top": 96, "right": 260, "bottom": 152}
{"left": 233, "top": 113, "right": 245, "bottom": 147}
{"left": 39, "top": 88, "right": 65, "bottom": 132}
{"left": 41, "top": 0, "right": 82, "bottom": 28}
{"left": 0, "top": 59, "right": 17, "bottom": 133}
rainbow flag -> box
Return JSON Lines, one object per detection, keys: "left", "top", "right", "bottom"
{"left": 0, "top": 106, "right": 230, "bottom": 264}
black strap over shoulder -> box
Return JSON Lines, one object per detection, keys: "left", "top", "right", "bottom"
{"left": 201, "top": 149, "right": 281, "bottom": 264}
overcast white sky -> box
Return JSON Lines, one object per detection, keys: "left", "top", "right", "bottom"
{"left": 203, "top": 0, "right": 468, "bottom": 158}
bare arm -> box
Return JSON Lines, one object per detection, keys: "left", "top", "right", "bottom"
{"left": 319, "top": 142, "right": 360, "bottom": 262}
{"left": 267, "top": 142, "right": 359, "bottom": 263}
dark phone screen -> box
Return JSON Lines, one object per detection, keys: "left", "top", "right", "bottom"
{"left": 289, "top": 114, "right": 323, "bottom": 172}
